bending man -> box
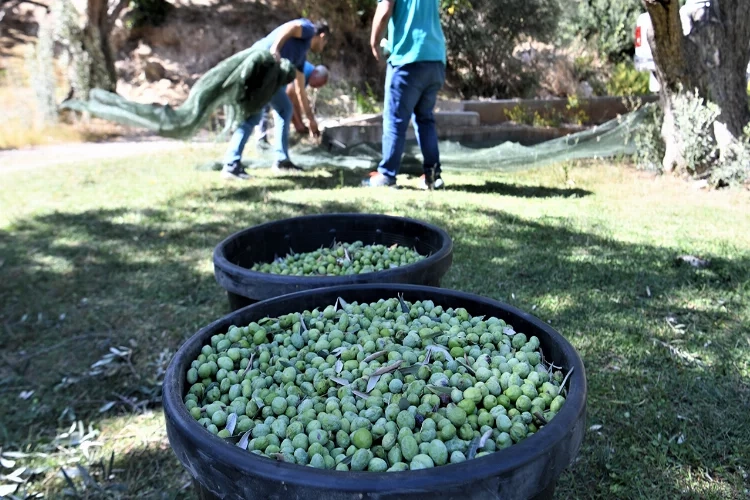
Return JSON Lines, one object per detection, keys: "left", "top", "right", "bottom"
{"left": 257, "top": 62, "right": 330, "bottom": 146}
{"left": 222, "top": 19, "right": 330, "bottom": 180}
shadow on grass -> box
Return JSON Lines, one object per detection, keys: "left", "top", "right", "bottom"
{"left": 418, "top": 207, "right": 750, "bottom": 499}
{"left": 0, "top": 184, "right": 748, "bottom": 497}
{"left": 446, "top": 182, "right": 592, "bottom": 198}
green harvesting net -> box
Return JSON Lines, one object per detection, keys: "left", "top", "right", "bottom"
{"left": 226, "top": 105, "right": 651, "bottom": 174}
{"left": 59, "top": 47, "right": 297, "bottom": 139}
{"left": 59, "top": 40, "right": 653, "bottom": 174}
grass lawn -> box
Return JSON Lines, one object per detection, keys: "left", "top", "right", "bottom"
{"left": 1, "top": 144, "right": 749, "bottom": 498}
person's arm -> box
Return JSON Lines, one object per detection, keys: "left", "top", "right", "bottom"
{"left": 294, "top": 70, "right": 319, "bottom": 137}
{"left": 370, "top": 1, "right": 394, "bottom": 61}
{"left": 270, "top": 21, "right": 305, "bottom": 61}
{"left": 286, "top": 78, "right": 307, "bottom": 133}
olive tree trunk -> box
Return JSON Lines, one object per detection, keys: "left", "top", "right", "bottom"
{"left": 81, "top": 0, "right": 122, "bottom": 93}
{"left": 642, "top": 0, "right": 750, "bottom": 173}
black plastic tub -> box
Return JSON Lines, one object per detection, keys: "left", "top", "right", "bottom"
{"left": 163, "top": 284, "right": 587, "bottom": 500}
{"left": 212, "top": 213, "right": 453, "bottom": 311}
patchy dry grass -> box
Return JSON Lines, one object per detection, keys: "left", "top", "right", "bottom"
{"left": 0, "top": 147, "right": 749, "bottom": 498}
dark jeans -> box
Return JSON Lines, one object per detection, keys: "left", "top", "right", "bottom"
{"left": 377, "top": 61, "right": 446, "bottom": 178}
{"left": 223, "top": 86, "right": 292, "bottom": 164}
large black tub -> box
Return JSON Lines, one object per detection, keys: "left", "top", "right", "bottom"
{"left": 212, "top": 213, "right": 453, "bottom": 311}
{"left": 163, "top": 284, "right": 587, "bottom": 500}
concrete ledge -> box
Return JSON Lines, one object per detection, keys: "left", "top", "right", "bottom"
{"left": 321, "top": 122, "right": 585, "bottom": 149}
{"left": 434, "top": 111, "right": 480, "bottom": 127}
{"left": 462, "top": 95, "right": 658, "bottom": 125}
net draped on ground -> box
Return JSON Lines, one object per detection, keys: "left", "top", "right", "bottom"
{"left": 210, "top": 105, "right": 651, "bottom": 175}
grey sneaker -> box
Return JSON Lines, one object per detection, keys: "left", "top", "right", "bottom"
{"left": 221, "top": 161, "right": 251, "bottom": 180}
{"left": 272, "top": 159, "right": 304, "bottom": 173}
{"left": 362, "top": 172, "right": 398, "bottom": 188}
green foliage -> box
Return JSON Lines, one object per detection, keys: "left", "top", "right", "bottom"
{"left": 504, "top": 105, "right": 555, "bottom": 127}
{"left": 503, "top": 97, "right": 589, "bottom": 128}
{"left": 628, "top": 102, "right": 665, "bottom": 171}
{"left": 565, "top": 95, "right": 590, "bottom": 125}
{"left": 606, "top": 61, "right": 650, "bottom": 96}
{"left": 627, "top": 90, "right": 749, "bottom": 186}
{"left": 442, "top": 0, "right": 560, "bottom": 98}
{"left": 354, "top": 83, "right": 381, "bottom": 114}
{"left": 561, "top": 0, "right": 642, "bottom": 62}
{"left": 709, "top": 123, "right": 750, "bottom": 187}
{"left": 673, "top": 88, "right": 721, "bottom": 175}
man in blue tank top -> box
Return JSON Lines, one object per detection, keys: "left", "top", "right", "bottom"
{"left": 363, "top": 0, "right": 446, "bottom": 190}
{"left": 222, "top": 19, "right": 330, "bottom": 180}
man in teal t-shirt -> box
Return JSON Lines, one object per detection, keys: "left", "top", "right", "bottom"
{"left": 363, "top": 0, "right": 447, "bottom": 190}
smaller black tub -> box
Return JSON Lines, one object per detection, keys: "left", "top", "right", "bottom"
{"left": 163, "top": 284, "right": 587, "bottom": 500}
{"left": 212, "top": 213, "right": 453, "bottom": 310}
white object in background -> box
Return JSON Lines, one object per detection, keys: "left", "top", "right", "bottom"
{"left": 633, "top": 1, "right": 749, "bottom": 93}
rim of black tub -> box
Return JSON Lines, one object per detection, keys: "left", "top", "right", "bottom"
{"left": 212, "top": 213, "right": 454, "bottom": 301}
{"left": 163, "top": 283, "right": 587, "bottom": 499}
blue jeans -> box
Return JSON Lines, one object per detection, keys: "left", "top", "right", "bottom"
{"left": 378, "top": 61, "right": 446, "bottom": 178}
{"left": 258, "top": 104, "right": 271, "bottom": 139}
{"left": 224, "top": 86, "right": 292, "bottom": 164}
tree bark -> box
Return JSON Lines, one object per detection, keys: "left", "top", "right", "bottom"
{"left": 82, "top": 0, "right": 117, "bottom": 93}
{"left": 642, "top": 0, "right": 750, "bottom": 173}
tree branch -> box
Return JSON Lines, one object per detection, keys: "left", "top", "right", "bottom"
{"left": 108, "top": 0, "right": 129, "bottom": 29}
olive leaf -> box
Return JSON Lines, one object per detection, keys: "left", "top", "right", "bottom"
{"left": 533, "top": 411, "right": 548, "bottom": 426}
{"left": 300, "top": 317, "right": 308, "bottom": 333}
{"left": 363, "top": 350, "right": 387, "bottom": 363}
{"left": 397, "top": 293, "right": 410, "bottom": 314}
{"left": 338, "top": 296, "right": 350, "bottom": 308}
{"left": 426, "top": 385, "right": 453, "bottom": 395}
{"left": 330, "top": 377, "right": 350, "bottom": 386}
{"left": 397, "top": 364, "right": 421, "bottom": 376}
{"left": 371, "top": 360, "right": 403, "bottom": 376}
{"left": 420, "top": 330, "right": 443, "bottom": 339}
{"left": 279, "top": 360, "right": 293, "bottom": 368}
{"left": 467, "top": 429, "right": 494, "bottom": 460}
{"left": 366, "top": 374, "right": 381, "bottom": 393}
{"left": 426, "top": 345, "right": 454, "bottom": 362}
{"left": 559, "top": 366, "right": 574, "bottom": 396}
{"left": 237, "top": 430, "right": 251, "bottom": 450}
{"left": 457, "top": 358, "right": 476, "bottom": 376}
{"left": 352, "top": 390, "right": 368, "bottom": 399}
{"left": 340, "top": 455, "right": 353, "bottom": 465}
{"left": 225, "top": 413, "right": 237, "bottom": 435}
{"left": 239, "top": 353, "right": 255, "bottom": 378}
{"left": 335, "top": 359, "right": 343, "bottom": 374}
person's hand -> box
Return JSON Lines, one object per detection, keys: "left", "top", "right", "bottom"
{"left": 270, "top": 45, "right": 282, "bottom": 62}
{"left": 295, "top": 124, "right": 309, "bottom": 135}
{"left": 309, "top": 118, "right": 320, "bottom": 138}
{"left": 371, "top": 41, "right": 381, "bottom": 62}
